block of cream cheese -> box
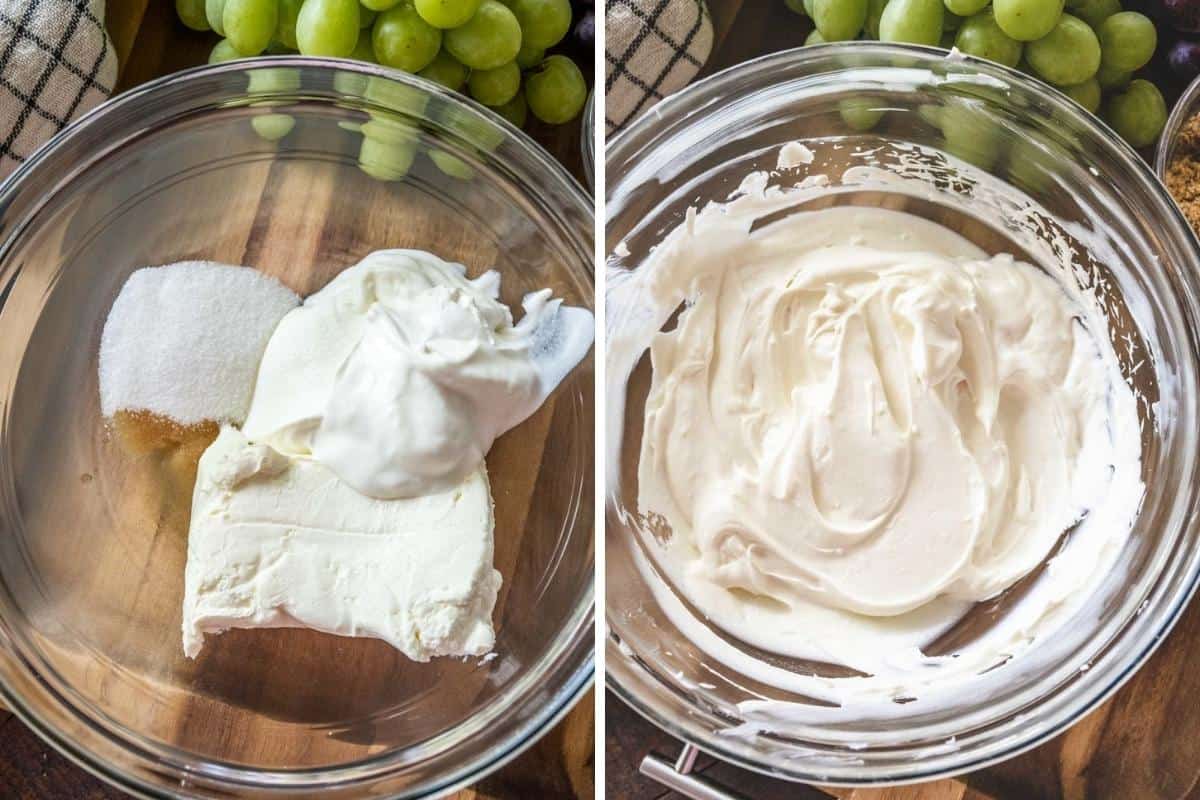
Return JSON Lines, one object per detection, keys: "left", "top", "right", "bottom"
{"left": 182, "top": 426, "right": 500, "bottom": 660}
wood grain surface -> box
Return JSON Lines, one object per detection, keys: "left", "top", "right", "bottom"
{"left": 605, "top": 3, "right": 1200, "bottom": 800}
{"left": 0, "top": 1, "right": 594, "bottom": 798}
{"left": 610, "top": 586, "right": 1200, "bottom": 799}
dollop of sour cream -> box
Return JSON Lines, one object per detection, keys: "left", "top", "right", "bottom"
{"left": 243, "top": 250, "right": 594, "bottom": 499}
{"left": 625, "top": 202, "right": 1143, "bottom": 682}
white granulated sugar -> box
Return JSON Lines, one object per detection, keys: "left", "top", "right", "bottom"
{"left": 99, "top": 261, "right": 299, "bottom": 425}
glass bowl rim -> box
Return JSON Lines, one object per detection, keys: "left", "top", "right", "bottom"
{"left": 605, "top": 42, "right": 1200, "bottom": 785}
{"left": 582, "top": 90, "right": 596, "bottom": 191}
{"left": 0, "top": 56, "right": 595, "bottom": 797}
{"left": 1155, "top": 72, "right": 1200, "bottom": 180}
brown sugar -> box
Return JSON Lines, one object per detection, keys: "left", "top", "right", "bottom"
{"left": 110, "top": 409, "right": 218, "bottom": 457}
{"left": 110, "top": 409, "right": 218, "bottom": 504}
{"left": 1165, "top": 114, "right": 1200, "bottom": 234}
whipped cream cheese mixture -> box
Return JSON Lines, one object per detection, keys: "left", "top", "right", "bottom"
{"left": 612, "top": 150, "right": 1144, "bottom": 710}
{"left": 101, "top": 250, "right": 593, "bottom": 661}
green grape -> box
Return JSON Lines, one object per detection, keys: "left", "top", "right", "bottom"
{"left": 209, "top": 38, "right": 242, "bottom": 63}
{"left": 493, "top": 90, "right": 527, "bottom": 127}
{"left": 1062, "top": 77, "right": 1101, "bottom": 113}
{"left": 805, "top": 27, "right": 826, "bottom": 44}
{"left": 1006, "top": 135, "right": 1054, "bottom": 191}
{"left": 360, "top": 136, "right": 418, "bottom": 180}
{"left": 297, "top": 0, "right": 360, "bottom": 56}
{"left": 813, "top": 0, "right": 868, "bottom": 40}
{"left": 361, "top": 7, "right": 378, "bottom": 26}
{"left": 366, "top": 77, "right": 430, "bottom": 116}
{"left": 415, "top": 0, "right": 483, "bottom": 28}
{"left": 252, "top": 113, "right": 296, "bottom": 141}
{"left": 879, "top": 0, "right": 944, "bottom": 45}
{"left": 351, "top": 29, "right": 378, "bottom": 61}
{"left": 206, "top": 0, "right": 227, "bottom": 35}
{"left": 429, "top": 149, "right": 475, "bottom": 178}
{"left": 361, "top": 0, "right": 402, "bottom": 11}
{"left": 509, "top": 0, "right": 571, "bottom": 49}
{"left": 333, "top": 72, "right": 368, "bottom": 98}
{"left": 944, "top": 10, "right": 963, "bottom": 30}
{"left": 468, "top": 61, "right": 521, "bottom": 105}
{"left": 993, "top": 0, "right": 1063, "bottom": 41}
{"left": 865, "top": 0, "right": 888, "bottom": 36}
{"left": 223, "top": 0, "right": 277, "bottom": 55}
{"left": 944, "top": 0, "right": 988, "bottom": 18}
{"left": 440, "top": 103, "right": 506, "bottom": 150}
{"left": 444, "top": 0, "right": 523, "bottom": 70}
{"left": 785, "top": 0, "right": 807, "bottom": 14}
{"left": 839, "top": 97, "right": 884, "bottom": 131}
{"left": 1026, "top": 14, "right": 1099, "bottom": 85}
{"left": 524, "top": 54, "right": 586, "bottom": 124}
{"left": 360, "top": 118, "right": 420, "bottom": 180}
{"left": 254, "top": 63, "right": 299, "bottom": 85}
{"left": 373, "top": 3, "right": 442, "bottom": 70}
{"left": 266, "top": 39, "right": 296, "bottom": 53}
{"left": 1095, "top": 61, "right": 1130, "bottom": 89}
{"left": 1097, "top": 11, "right": 1155, "bottom": 72}
{"left": 939, "top": 102, "right": 1003, "bottom": 168}
{"left": 363, "top": 116, "right": 419, "bottom": 143}
{"left": 1071, "top": 0, "right": 1119, "bottom": 29}
{"left": 247, "top": 67, "right": 301, "bottom": 93}
{"left": 803, "top": 0, "right": 816, "bottom": 14}
{"left": 276, "top": 0, "right": 303, "bottom": 49}
{"left": 176, "top": 0, "right": 210, "bottom": 31}
{"left": 419, "top": 50, "right": 469, "bottom": 89}
{"left": 917, "top": 103, "right": 944, "bottom": 128}
{"left": 516, "top": 42, "right": 544, "bottom": 68}
{"left": 1104, "top": 79, "right": 1166, "bottom": 147}
{"left": 955, "top": 10, "right": 1022, "bottom": 67}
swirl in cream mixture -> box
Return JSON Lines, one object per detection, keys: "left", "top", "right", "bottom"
{"left": 632, "top": 202, "right": 1142, "bottom": 678}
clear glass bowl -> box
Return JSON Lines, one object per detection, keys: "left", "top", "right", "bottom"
{"left": 0, "top": 58, "right": 594, "bottom": 797}
{"left": 606, "top": 44, "right": 1200, "bottom": 785}
{"left": 1156, "top": 72, "right": 1200, "bottom": 180}
{"left": 582, "top": 90, "right": 595, "bottom": 191}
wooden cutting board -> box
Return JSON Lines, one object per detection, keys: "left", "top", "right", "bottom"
{"left": 610, "top": 588, "right": 1200, "bottom": 800}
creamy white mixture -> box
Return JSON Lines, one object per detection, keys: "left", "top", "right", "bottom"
{"left": 614, "top": 174, "right": 1143, "bottom": 705}
{"left": 180, "top": 250, "right": 593, "bottom": 660}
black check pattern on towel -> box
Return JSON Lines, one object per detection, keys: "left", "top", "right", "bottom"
{"left": 605, "top": 0, "right": 713, "bottom": 135}
{"left": 0, "top": 0, "right": 116, "bottom": 177}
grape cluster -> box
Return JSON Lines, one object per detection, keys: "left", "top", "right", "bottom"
{"left": 175, "top": 0, "right": 590, "bottom": 132}
{"left": 1162, "top": 0, "right": 1200, "bottom": 89}
{"left": 788, "top": 0, "right": 1166, "bottom": 148}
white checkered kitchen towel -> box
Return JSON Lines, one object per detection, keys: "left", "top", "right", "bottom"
{"left": 0, "top": 0, "right": 116, "bottom": 177}
{"left": 605, "top": 0, "right": 713, "bottom": 136}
